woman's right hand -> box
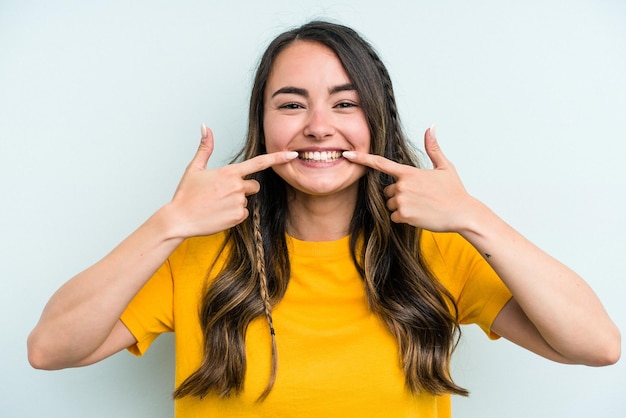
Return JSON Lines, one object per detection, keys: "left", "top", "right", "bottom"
{"left": 28, "top": 125, "right": 297, "bottom": 370}
{"left": 164, "top": 125, "right": 297, "bottom": 239}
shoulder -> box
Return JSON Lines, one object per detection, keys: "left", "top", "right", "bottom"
{"left": 419, "top": 230, "right": 486, "bottom": 293}
{"left": 168, "top": 231, "right": 230, "bottom": 272}
{"left": 420, "top": 230, "right": 478, "bottom": 264}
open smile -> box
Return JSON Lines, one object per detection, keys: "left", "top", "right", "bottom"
{"left": 297, "top": 150, "right": 344, "bottom": 162}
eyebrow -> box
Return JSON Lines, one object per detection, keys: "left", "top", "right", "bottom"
{"left": 271, "top": 86, "right": 308, "bottom": 98}
{"left": 270, "top": 83, "right": 356, "bottom": 98}
{"left": 330, "top": 83, "right": 356, "bottom": 94}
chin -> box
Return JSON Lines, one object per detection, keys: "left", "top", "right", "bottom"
{"left": 291, "top": 180, "right": 360, "bottom": 198}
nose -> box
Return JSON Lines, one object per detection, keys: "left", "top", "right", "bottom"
{"left": 303, "top": 107, "right": 335, "bottom": 140}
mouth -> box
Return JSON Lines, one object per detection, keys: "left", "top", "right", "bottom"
{"left": 297, "top": 150, "right": 344, "bottom": 162}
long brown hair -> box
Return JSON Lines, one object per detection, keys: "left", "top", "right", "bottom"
{"left": 174, "top": 20, "right": 467, "bottom": 401}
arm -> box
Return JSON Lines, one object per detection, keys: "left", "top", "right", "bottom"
{"left": 342, "top": 127, "right": 620, "bottom": 366}
{"left": 462, "top": 197, "right": 620, "bottom": 366}
{"left": 28, "top": 126, "right": 298, "bottom": 370}
{"left": 27, "top": 208, "right": 183, "bottom": 370}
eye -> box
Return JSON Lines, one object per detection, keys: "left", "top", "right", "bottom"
{"left": 279, "top": 102, "right": 304, "bottom": 110}
{"left": 334, "top": 101, "right": 358, "bottom": 109}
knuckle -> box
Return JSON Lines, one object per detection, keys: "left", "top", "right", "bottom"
{"left": 226, "top": 207, "right": 247, "bottom": 227}
{"left": 251, "top": 155, "right": 274, "bottom": 173}
{"left": 395, "top": 207, "right": 409, "bottom": 219}
{"left": 251, "top": 158, "right": 266, "bottom": 172}
{"left": 230, "top": 180, "right": 245, "bottom": 193}
{"left": 236, "top": 207, "right": 250, "bottom": 223}
{"left": 236, "top": 194, "right": 247, "bottom": 207}
{"left": 394, "top": 180, "right": 413, "bottom": 195}
{"left": 222, "top": 164, "right": 239, "bottom": 176}
{"left": 372, "top": 157, "right": 387, "bottom": 171}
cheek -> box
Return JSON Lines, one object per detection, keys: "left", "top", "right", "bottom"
{"left": 359, "top": 133, "right": 371, "bottom": 152}
{"left": 352, "top": 127, "right": 371, "bottom": 152}
{"left": 263, "top": 116, "right": 291, "bottom": 153}
{"left": 348, "top": 114, "right": 371, "bottom": 152}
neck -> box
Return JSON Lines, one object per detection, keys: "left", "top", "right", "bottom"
{"left": 285, "top": 188, "right": 357, "bottom": 242}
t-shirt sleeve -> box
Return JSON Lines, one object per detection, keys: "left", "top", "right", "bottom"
{"left": 120, "top": 241, "right": 187, "bottom": 356}
{"left": 423, "top": 231, "right": 513, "bottom": 339}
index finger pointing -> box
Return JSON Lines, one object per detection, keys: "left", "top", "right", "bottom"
{"left": 235, "top": 151, "right": 299, "bottom": 176}
{"left": 342, "top": 151, "right": 406, "bottom": 178}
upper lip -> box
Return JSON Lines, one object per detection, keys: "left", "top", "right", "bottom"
{"left": 294, "top": 147, "right": 346, "bottom": 152}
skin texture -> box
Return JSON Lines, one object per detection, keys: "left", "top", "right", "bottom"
{"left": 263, "top": 41, "right": 370, "bottom": 240}
{"left": 27, "top": 128, "right": 297, "bottom": 369}
{"left": 343, "top": 128, "right": 620, "bottom": 366}
{"left": 28, "top": 37, "right": 620, "bottom": 374}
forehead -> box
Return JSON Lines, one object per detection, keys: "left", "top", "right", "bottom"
{"left": 266, "top": 40, "right": 351, "bottom": 88}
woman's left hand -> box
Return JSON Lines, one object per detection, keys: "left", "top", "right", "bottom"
{"left": 345, "top": 126, "right": 621, "bottom": 366}
{"left": 343, "top": 127, "right": 476, "bottom": 232}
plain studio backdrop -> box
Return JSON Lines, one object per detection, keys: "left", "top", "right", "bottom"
{"left": 1, "top": 1, "right": 624, "bottom": 417}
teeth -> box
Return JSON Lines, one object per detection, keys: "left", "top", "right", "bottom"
{"left": 298, "top": 150, "right": 342, "bottom": 162}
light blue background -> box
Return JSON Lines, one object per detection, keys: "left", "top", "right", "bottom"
{"left": 1, "top": 1, "right": 624, "bottom": 416}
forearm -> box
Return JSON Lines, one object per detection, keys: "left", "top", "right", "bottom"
{"left": 345, "top": 128, "right": 620, "bottom": 365}
{"left": 459, "top": 197, "right": 620, "bottom": 365}
{"left": 27, "top": 127, "right": 292, "bottom": 369}
{"left": 28, "top": 205, "right": 183, "bottom": 369}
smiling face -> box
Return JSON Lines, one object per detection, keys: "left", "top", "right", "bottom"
{"left": 263, "top": 40, "right": 370, "bottom": 200}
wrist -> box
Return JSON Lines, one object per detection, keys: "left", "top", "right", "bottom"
{"left": 455, "top": 196, "right": 496, "bottom": 240}
{"left": 149, "top": 203, "right": 188, "bottom": 244}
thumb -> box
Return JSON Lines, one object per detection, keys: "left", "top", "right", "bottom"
{"left": 189, "top": 124, "right": 214, "bottom": 170}
{"left": 424, "top": 125, "right": 448, "bottom": 169}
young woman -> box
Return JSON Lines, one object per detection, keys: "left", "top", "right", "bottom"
{"left": 28, "top": 21, "right": 620, "bottom": 417}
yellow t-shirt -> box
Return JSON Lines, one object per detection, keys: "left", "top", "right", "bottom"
{"left": 121, "top": 230, "right": 512, "bottom": 417}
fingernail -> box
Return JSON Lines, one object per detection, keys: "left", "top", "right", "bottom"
{"left": 429, "top": 124, "right": 437, "bottom": 139}
{"left": 285, "top": 151, "right": 299, "bottom": 160}
{"left": 201, "top": 123, "right": 208, "bottom": 138}
{"left": 342, "top": 151, "right": 356, "bottom": 159}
